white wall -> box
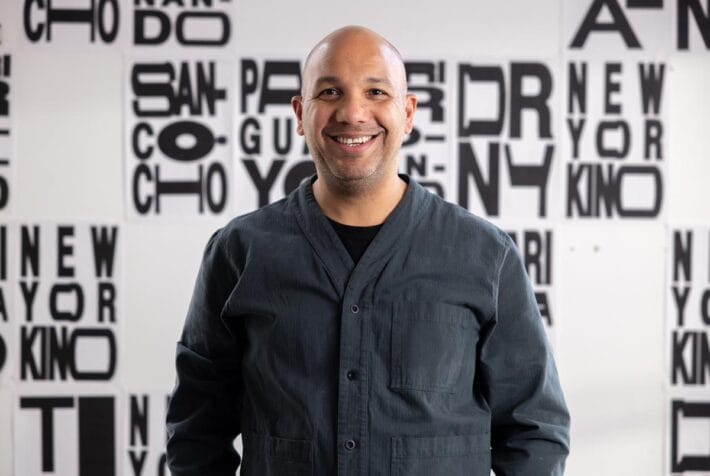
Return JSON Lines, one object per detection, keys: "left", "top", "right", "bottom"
{"left": 0, "top": 0, "right": 709, "bottom": 475}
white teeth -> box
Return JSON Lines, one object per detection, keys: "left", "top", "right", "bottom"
{"left": 335, "top": 135, "right": 373, "bottom": 146}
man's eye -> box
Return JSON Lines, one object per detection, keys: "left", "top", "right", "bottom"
{"left": 369, "top": 89, "right": 386, "bottom": 96}
{"left": 319, "top": 88, "right": 340, "bottom": 97}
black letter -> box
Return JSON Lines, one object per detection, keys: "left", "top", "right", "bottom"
{"left": 240, "top": 59, "right": 258, "bottom": 114}
{"left": 133, "top": 10, "right": 170, "bottom": 45}
{"left": 566, "top": 163, "right": 592, "bottom": 217}
{"left": 673, "top": 230, "right": 693, "bottom": 282}
{"left": 457, "top": 142, "right": 499, "bottom": 215}
{"left": 258, "top": 61, "right": 301, "bottom": 113}
{"left": 130, "top": 395, "right": 148, "bottom": 446}
{"left": 21, "top": 225, "right": 40, "bottom": 278}
{"left": 133, "top": 164, "right": 153, "bottom": 214}
{"left": 283, "top": 161, "right": 316, "bottom": 196}
{"left": 21, "top": 326, "right": 43, "bottom": 379}
{"left": 638, "top": 63, "right": 665, "bottom": 114}
{"left": 242, "top": 159, "right": 285, "bottom": 207}
{"left": 672, "top": 286, "right": 691, "bottom": 327}
{"left": 568, "top": 62, "right": 587, "bottom": 114}
{"left": 23, "top": 0, "right": 45, "bottom": 42}
{"left": 20, "top": 281, "right": 39, "bottom": 322}
{"left": 510, "top": 63, "right": 552, "bottom": 138}
{"left": 570, "top": 0, "right": 641, "bottom": 48}
{"left": 49, "top": 283, "right": 84, "bottom": 322}
{"left": 273, "top": 117, "right": 293, "bottom": 155}
{"left": 158, "top": 120, "right": 215, "bottom": 161}
{"left": 205, "top": 162, "right": 228, "bottom": 213}
{"left": 701, "top": 289, "right": 710, "bottom": 325}
{"left": 132, "top": 123, "right": 153, "bottom": 160}
{"left": 458, "top": 64, "right": 505, "bottom": 137}
{"left": 70, "top": 329, "right": 116, "bottom": 380}
{"left": 596, "top": 121, "right": 630, "bottom": 158}
{"left": 239, "top": 117, "right": 261, "bottom": 154}
{"left": 98, "top": 282, "right": 116, "bottom": 323}
{"left": 604, "top": 63, "right": 622, "bottom": 114}
{"left": 57, "top": 226, "right": 75, "bottom": 278}
{"left": 567, "top": 118, "right": 585, "bottom": 159}
{"left": 132, "top": 63, "right": 175, "bottom": 117}
{"left": 91, "top": 226, "right": 118, "bottom": 278}
{"left": 20, "top": 397, "right": 74, "bottom": 472}
{"left": 505, "top": 144, "right": 553, "bottom": 217}
{"left": 672, "top": 331, "right": 694, "bottom": 384}
{"left": 644, "top": 119, "right": 663, "bottom": 160}
{"left": 78, "top": 397, "right": 116, "bottom": 476}
{"left": 678, "top": 0, "right": 710, "bottom": 49}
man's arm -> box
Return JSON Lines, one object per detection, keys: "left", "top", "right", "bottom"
{"left": 479, "top": 237, "right": 570, "bottom": 475}
{"left": 166, "top": 229, "right": 244, "bottom": 476}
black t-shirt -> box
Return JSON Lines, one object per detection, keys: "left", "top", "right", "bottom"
{"left": 327, "top": 218, "right": 382, "bottom": 264}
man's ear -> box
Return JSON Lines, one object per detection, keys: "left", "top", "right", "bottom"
{"left": 292, "top": 96, "right": 305, "bottom": 136}
{"left": 404, "top": 93, "right": 417, "bottom": 134}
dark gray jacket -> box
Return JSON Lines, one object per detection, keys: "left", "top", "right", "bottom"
{"left": 166, "top": 175, "right": 570, "bottom": 476}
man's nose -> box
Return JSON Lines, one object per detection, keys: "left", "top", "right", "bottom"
{"left": 335, "top": 94, "right": 369, "bottom": 124}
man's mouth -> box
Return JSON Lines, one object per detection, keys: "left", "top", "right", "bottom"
{"left": 330, "top": 135, "right": 376, "bottom": 147}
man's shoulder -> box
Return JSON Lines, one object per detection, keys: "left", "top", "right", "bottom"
{"left": 229, "top": 196, "right": 291, "bottom": 228}
{"left": 214, "top": 196, "right": 295, "bottom": 248}
{"left": 422, "top": 190, "right": 510, "bottom": 251}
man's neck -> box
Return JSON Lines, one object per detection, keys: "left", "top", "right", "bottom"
{"left": 313, "top": 173, "right": 407, "bottom": 226}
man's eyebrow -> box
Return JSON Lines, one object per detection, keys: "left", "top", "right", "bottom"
{"left": 312, "top": 76, "right": 394, "bottom": 88}
{"left": 365, "top": 77, "right": 394, "bottom": 87}
{"left": 314, "top": 76, "right": 339, "bottom": 87}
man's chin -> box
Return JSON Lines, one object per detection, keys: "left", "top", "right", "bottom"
{"left": 327, "top": 164, "right": 374, "bottom": 182}
{"left": 326, "top": 169, "right": 382, "bottom": 193}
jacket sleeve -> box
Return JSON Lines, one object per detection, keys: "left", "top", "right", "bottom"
{"left": 479, "top": 237, "right": 570, "bottom": 475}
{"left": 166, "top": 229, "right": 244, "bottom": 476}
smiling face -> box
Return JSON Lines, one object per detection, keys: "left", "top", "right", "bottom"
{"left": 292, "top": 28, "right": 416, "bottom": 194}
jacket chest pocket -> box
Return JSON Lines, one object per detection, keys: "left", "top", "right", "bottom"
{"left": 390, "top": 302, "right": 475, "bottom": 394}
{"left": 391, "top": 433, "right": 491, "bottom": 476}
{"left": 241, "top": 432, "right": 313, "bottom": 476}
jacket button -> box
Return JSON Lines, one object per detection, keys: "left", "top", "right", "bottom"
{"left": 350, "top": 304, "right": 359, "bottom": 314}
{"left": 344, "top": 439, "right": 357, "bottom": 450}
{"left": 347, "top": 370, "right": 357, "bottom": 381}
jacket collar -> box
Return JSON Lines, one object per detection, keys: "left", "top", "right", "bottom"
{"left": 289, "top": 174, "right": 431, "bottom": 297}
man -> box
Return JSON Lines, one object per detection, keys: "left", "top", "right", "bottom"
{"left": 167, "top": 26, "right": 570, "bottom": 475}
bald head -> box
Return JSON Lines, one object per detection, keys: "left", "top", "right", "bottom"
{"left": 291, "top": 25, "right": 417, "bottom": 198}
{"left": 301, "top": 26, "right": 408, "bottom": 98}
